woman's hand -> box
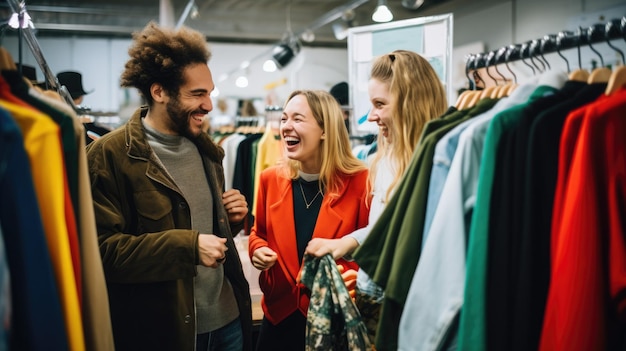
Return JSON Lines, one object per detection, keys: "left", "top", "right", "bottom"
{"left": 337, "top": 264, "right": 357, "bottom": 299}
{"left": 305, "top": 236, "right": 358, "bottom": 260}
{"left": 251, "top": 246, "right": 277, "bottom": 271}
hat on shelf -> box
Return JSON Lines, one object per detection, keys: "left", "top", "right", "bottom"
{"left": 329, "top": 81, "right": 349, "bottom": 108}
{"left": 56, "top": 71, "right": 93, "bottom": 99}
{"left": 19, "top": 64, "right": 46, "bottom": 86}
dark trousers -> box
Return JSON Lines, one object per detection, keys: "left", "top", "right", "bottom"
{"left": 255, "top": 312, "right": 306, "bottom": 351}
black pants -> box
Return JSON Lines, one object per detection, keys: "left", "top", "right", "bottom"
{"left": 255, "top": 312, "right": 306, "bottom": 351}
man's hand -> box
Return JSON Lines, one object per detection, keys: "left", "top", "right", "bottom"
{"left": 198, "top": 234, "right": 228, "bottom": 268}
{"left": 251, "top": 246, "right": 277, "bottom": 271}
{"left": 223, "top": 189, "right": 248, "bottom": 223}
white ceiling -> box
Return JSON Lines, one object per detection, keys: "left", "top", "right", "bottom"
{"left": 2, "top": 0, "right": 503, "bottom": 47}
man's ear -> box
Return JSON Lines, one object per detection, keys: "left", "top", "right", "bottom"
{"left": 150, "top": 83, "right": 167, "bottom": 103}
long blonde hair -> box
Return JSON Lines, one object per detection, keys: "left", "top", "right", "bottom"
{"left": 280, "top": 90, "right": 367, "bottom": 197}
{"left": 368, "top": 50, "right": 448, "bottom": 201}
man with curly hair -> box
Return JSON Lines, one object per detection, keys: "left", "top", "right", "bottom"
{"left": 86, "top": 22, "right": 253, "bottom": 351}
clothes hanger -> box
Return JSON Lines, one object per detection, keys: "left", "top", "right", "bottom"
{"left": 460, "top": 54, "right": 485, "bottom": 109}
{"left": 561, "top": 30, "right": 590, "bottom": 82}
{"left": 554, "top": 33, "right": 572, "bottom": 76}
{"left": 532, "top": 38, "right": 551, "bottom": 72}
{"left": 501, "top": 44, "right": 520, "bottom": 96}
{"left": 585, "top": 24, "right": 612, "bottom": 84}
{"left": 478, "top": 52, "right": 499, "bottom": 100}
{"left": 605, "top": 66, "right": 626, "bottom": 95}
{"left": 605, "top": 18, "right": 625, "bottom": 67}
{"left": 493, "top": 46, "right": 512, "bottom": 98}
{"left": 514, "top": 42, "right": 536, "bottom": 79}
{"left": 458, "top": 55, "right": 484, "bottom": 110}
{"left": 455, "top": 54, "right": 477, "bottom": 109}
{"left": 490, "top": 48, "right": 511, "bottom": 98}
{"left": 523, "top": 40, "right": 546, "bottom": 78}
{"left": 605, "top": 17, "right": 626, "bottom": 95}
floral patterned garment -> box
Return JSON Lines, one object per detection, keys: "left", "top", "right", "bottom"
{"left": 300, "top": 254, "right": 371, "bottom": 351}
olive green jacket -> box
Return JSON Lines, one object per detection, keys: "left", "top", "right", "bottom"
{"left": 86, "top": 107, "right": 252, "bottom": 351}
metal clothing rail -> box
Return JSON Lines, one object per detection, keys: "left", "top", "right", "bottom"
{"left": 6, "top": 0, "right": 82, "bottom": 112}
{"left": 465, "top": 17, "right": 626, "bottom": 80}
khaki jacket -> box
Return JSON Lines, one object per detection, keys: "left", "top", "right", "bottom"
{"left": 86, "top": 107, "right": 252, "bottom": 351}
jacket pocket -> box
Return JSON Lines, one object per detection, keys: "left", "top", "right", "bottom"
{"left": 133, "top": 190, "right": 174, "bottom": 232}
{"left": 259, "top": 266, "right": 275, "bottom": 297}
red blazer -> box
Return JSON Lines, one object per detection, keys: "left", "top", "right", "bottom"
{"left": 249, "top": 166, "right": 370, "bottom": 325}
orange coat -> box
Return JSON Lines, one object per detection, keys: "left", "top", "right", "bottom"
{"left": 249, "top": 166, "right": 369, "bottom": 325}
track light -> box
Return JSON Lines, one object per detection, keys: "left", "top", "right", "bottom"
{"left": 300, "top": 30, "right": 315, "bottom": 43}
{"left": 372, "top": 0, "right": 393, "bottom": 23}
{"left": 9, "top": 12, "right": 33, "bottom": 29}
{"left": 271, "top": 39, "right": 301, "bottom": 70}
{"left": 190, "top": 4, "right": 199, "bottom": 19}
{"left": 333, "top": 9, "right": 356, "bottom": 40}
{"left": 402, "top": 0, "right": 425, "bottom": 10}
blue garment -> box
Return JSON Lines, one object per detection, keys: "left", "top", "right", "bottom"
{"left": 0, "top": 107, "right": 68, "bottom": 351}
{"left": 0, "top": 226, "right": 10, "bottom": 351}
{"left": 196, "top": 318, "right": 243, "bottom": 351}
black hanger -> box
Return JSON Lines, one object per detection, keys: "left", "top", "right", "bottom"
{"left": 541, "top": 34, "right": 558, "bottom": 71}
{"left": 556, "top": 31, "right": 572, "bottom": 72}
{"left": 504, "top": 45, "right": 518, "bottom": 84}
{"left": 529, "top": 39, "right": 548, "bottom": 71}
{"left": 465, "top": 54, "right": 476, "bottom": 90}
{"left": 520, "top": 42, "right": 538, "bottom": 75}
{"left": 605, "top": 18, "right": 625, "bottom": 65}
{"left": 484, "top": 50, "right": 500, "bottom": 86}
{"left": 585, "top": 24, "right": 605, "bottom": 67}
{"left": 574, "top": 27, "right": 585, "bottom": 70}
{"left": 494, "top": 46, "right": 511, "bottom": 83}
{"left": 531, "top": 38, "right": 551, "bottom": 70}
{"left": 473, "top": 53, "right": 487, "bottom": 88}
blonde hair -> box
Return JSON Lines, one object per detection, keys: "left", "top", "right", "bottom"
{"left": 280, "top": 90, "right": 367, "bottom": 197}
{"left": 368, "top": 50, "right": 447, "bottom": 201}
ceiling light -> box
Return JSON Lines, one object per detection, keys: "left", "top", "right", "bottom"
{"left": 372, "top": 0, "right": 393, "bottom": 23}
{"left": 300, "top": 30, "right": 315, "bottom": 43}
{"left": 263, "top": 59, "right": 277, "bottom": 72}
{"left": 235, "top": 75, "right": 248, "bottom": 88}
{"left": 401, "top": 0, "right": 425, "bottom": 10}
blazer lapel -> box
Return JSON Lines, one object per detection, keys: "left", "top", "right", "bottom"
{"left": 269, "top": 176, "right": 301, "bottom": 282}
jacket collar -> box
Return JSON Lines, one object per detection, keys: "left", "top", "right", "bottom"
{"left": 124, "top": 106, "right": 224, "bottom": 163}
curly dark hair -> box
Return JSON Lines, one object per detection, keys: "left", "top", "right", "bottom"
{"left": 120, "top": 21, "right": 212, "bottom": 106}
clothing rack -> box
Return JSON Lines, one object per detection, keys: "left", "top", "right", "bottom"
{"left": 5, "top": 0, "right": 87, "bottom": 114}
{"left": 466, "top": 17, "right": 626, "bottom": 78}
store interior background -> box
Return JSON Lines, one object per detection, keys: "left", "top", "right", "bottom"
{"left": 2, "top": 0, "right": 625, "bottom": 127}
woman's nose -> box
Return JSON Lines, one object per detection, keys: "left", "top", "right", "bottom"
{"left": 366, "top": 110, "right": 377, "bottom": 122}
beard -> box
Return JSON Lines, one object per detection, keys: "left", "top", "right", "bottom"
{"left": 165, "top": 95, "right": 207, "bottom": 139}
